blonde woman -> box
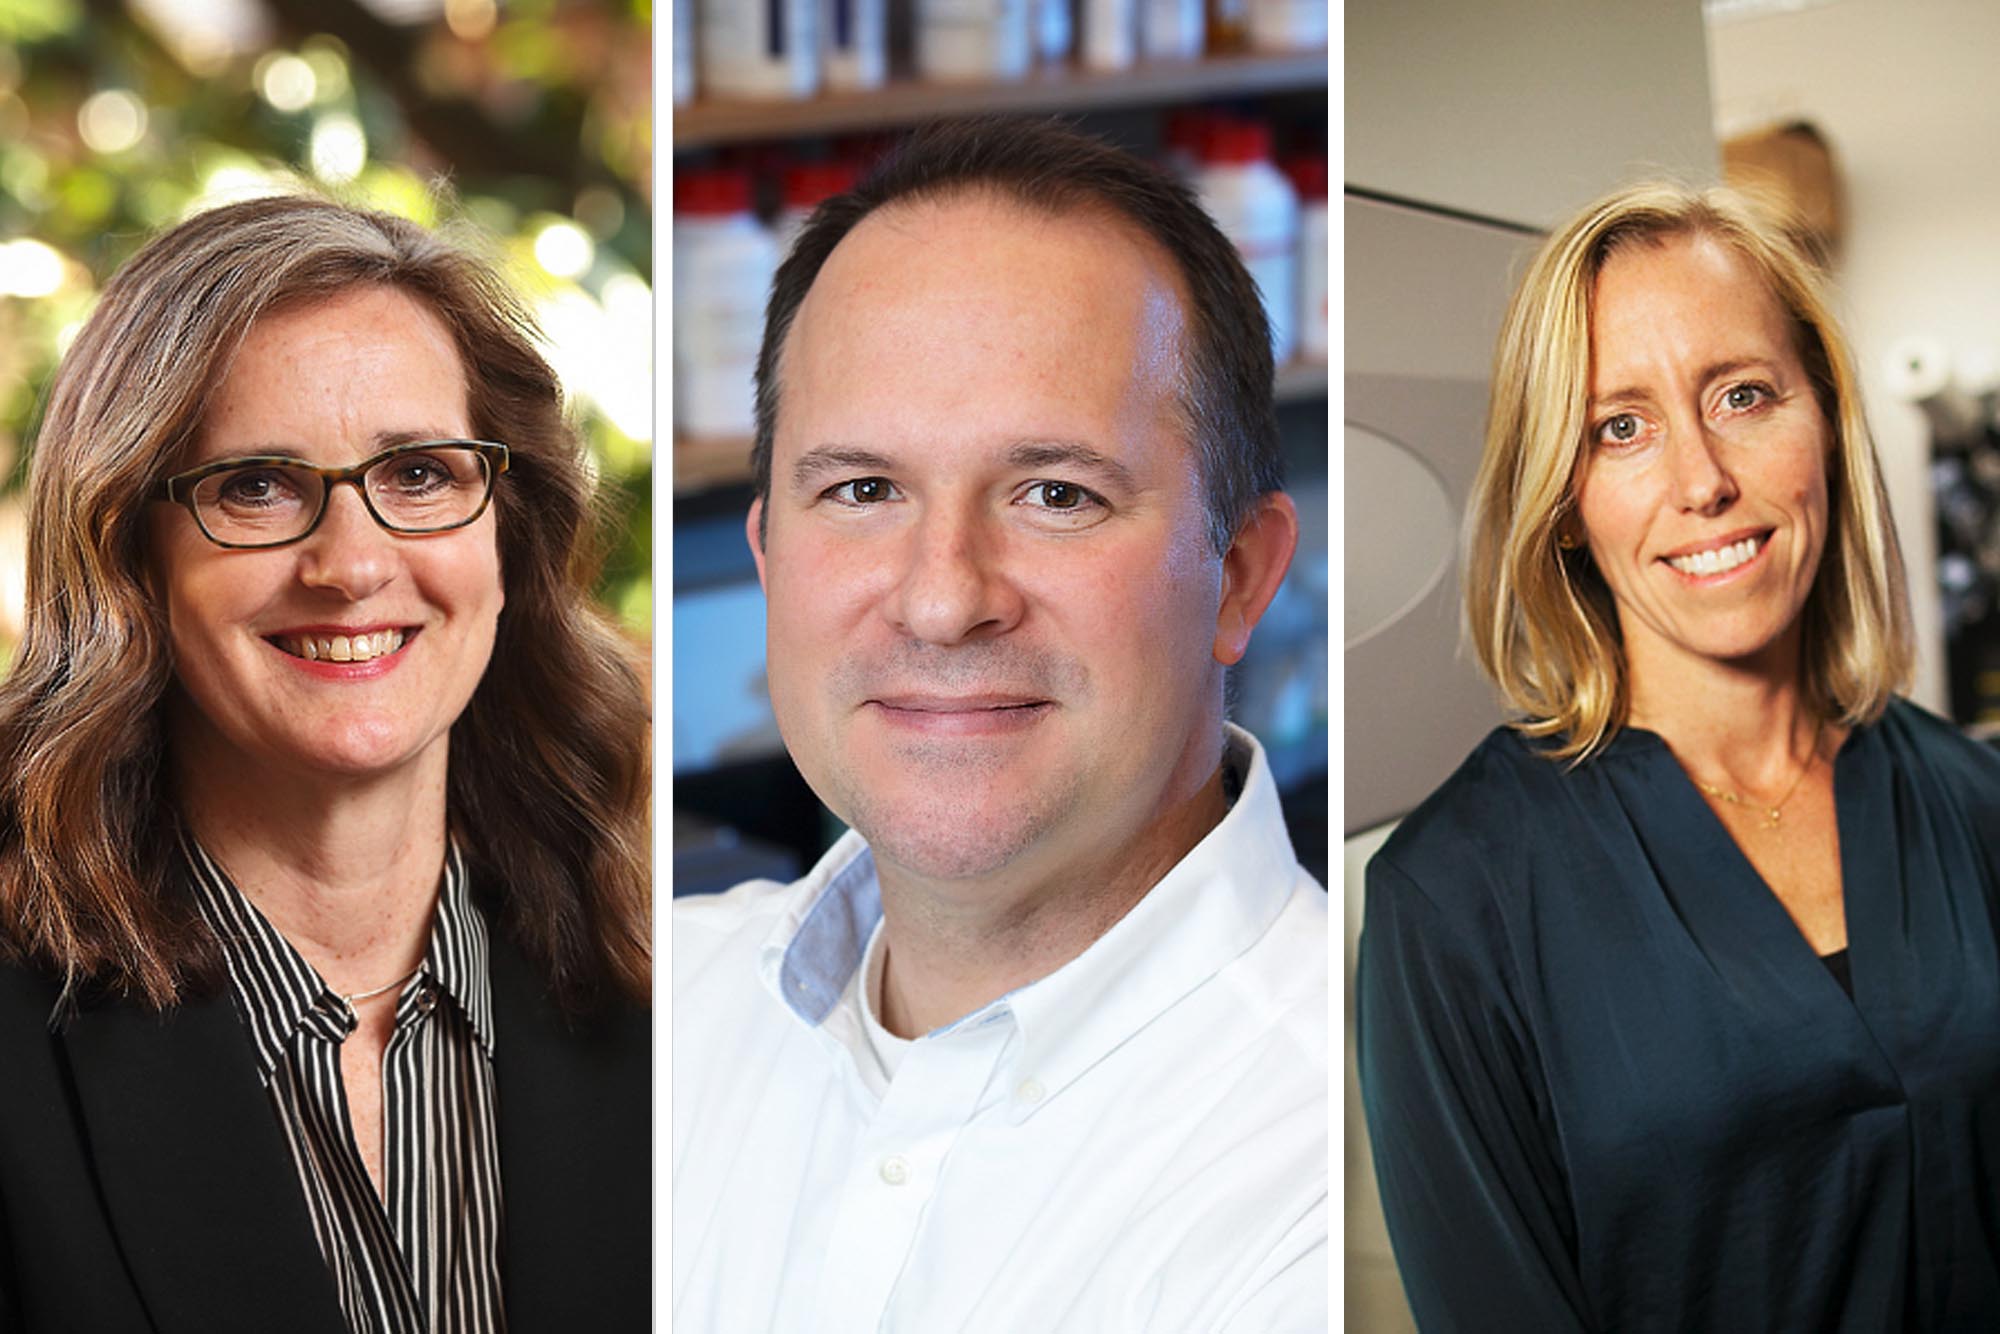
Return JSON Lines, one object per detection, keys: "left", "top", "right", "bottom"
{"left": 1359, "top": 182, "right": 2000, "bottom": 1332}
{"left": 0, "top": 197, "right": 649, "bottom": 1332}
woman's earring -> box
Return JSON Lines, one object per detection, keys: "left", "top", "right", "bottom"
{"left": 1556, "top": 531, "right": 1580, "bottom": 551}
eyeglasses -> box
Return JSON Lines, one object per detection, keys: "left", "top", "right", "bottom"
{"left": 156, "top": 440, "right": 510, "bottom": 550}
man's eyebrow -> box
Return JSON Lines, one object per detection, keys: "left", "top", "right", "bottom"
{"left": 1004, "top": 441, "right": 1139, "bottom": 492}
{"left": 791, "top": 445, "right": 898, "bottom": 490}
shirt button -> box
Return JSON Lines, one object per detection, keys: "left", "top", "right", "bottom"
{"left": 1017, "top": 1078, "right": 1046, "bottom": 1105}
{"left": 414, "top": 988, "right": 437, "bottom": 1014}
{"left": 879, "top": 1155, "right": 911, "bottom": 1186}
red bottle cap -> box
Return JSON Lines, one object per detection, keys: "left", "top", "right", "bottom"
{"left": 1205, "top": 120, "right": 1273, "bottom": 165}
{"left": 1282, "top": 154, "right": 1327, "bottom": 199}
{"left": 676, "top": 168, "right": 753, "bottom": 217}
{"left": 1165, "top": 108, "right": 1216, "bottom": 158}
{"left": 783, "top": 161, "right": 862, "bottom": 211}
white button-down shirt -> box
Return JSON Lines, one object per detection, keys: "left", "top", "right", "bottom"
{"left": 672, "top": 726, "right": 1328, "bottom": 1333}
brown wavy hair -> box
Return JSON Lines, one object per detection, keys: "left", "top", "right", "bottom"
{"left": 1464, "top": 180, "right": 1912, "bottom": 760}
{"left": 0, "top": 194, "right": 650, "bottom": 1013}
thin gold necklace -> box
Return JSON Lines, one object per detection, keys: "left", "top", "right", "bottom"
{"left": 1691, "top": 727, "right": 1822, "bottom": 830}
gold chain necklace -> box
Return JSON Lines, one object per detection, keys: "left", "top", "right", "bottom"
{"left": 1691, "top": 727, "right": 1822, "bottom": 830}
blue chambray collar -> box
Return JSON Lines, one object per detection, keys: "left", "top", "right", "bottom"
{"left": 757, "top": 836, "right": 1027, "bottom": 1037}
{"left": 761, "top": 835, "right": 883, "bottom": 1025}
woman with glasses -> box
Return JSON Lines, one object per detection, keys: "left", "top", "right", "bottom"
{"left": 0, "top": 197, "right": 649, "bottom": 1332}
{"left": 1358, "top": 182, "right": 2000, "bottom": 1331}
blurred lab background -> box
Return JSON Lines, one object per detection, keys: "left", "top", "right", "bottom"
{"left": 671, "top": 0, "right": 1330, "bottom": 896}
{"left": 1346, "top": 1, "right": 2000, "bottom": 1327}
{"left": 0, "top": 0, "right": 654, "bottom": 671}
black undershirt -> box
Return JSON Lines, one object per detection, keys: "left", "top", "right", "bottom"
{"left": 1820, "top": 947, "right": 1853, "bottom": 997}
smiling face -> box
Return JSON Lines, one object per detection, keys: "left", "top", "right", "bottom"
{"left": 150, "top": 284, "right": 504, "bottom": 788}
{"left": 753, "top": 194, "right": 1244, "bottom": 887}
{"left": 1573, "top": 232, "right": 1831, "bottom": 695}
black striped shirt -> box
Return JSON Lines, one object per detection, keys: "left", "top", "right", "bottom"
{"left": 185, "top": 837, "right": 507, "bottom": 1333}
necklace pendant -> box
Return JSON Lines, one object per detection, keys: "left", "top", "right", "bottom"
{"left": 1761, "top": 808, "right": 1781, "bottom": 829}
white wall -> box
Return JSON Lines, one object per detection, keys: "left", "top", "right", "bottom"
{"left": 1708, "top": 0, "right": 2000, "bottom": 712}
{"left": 1347, "top": 0, "right": 1717, "bottom": 229}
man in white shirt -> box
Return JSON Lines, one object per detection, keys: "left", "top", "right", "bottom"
{"left": 672, "top": 119, "right": 1326, "bottom": 1332}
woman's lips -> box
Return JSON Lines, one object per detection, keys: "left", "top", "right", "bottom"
{"left": 266, "top": 626, "right": 418, "bottom": 679}
{"left": 1661, "top": 530, "right": 1772, "bottom": 582}
{"left": 272, "top": 628, "right": 408, "bottom": 662}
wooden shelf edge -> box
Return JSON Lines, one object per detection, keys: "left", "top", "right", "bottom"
{"left": 673, "top": 435, "right": 755, "bottom": 494}
{"left": 673, "top": 50, "right": 1328, "bottom": 150}
{"left": 674, "top": 363, "right": 1324, "bottom": 496}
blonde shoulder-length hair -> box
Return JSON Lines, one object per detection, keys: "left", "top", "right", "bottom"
{"left": 1464, "top": 180, "right": 1912, "bottom": 761}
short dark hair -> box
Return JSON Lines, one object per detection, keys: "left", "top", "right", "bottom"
{"left": 752, "top": 117, "right": 1283, "bottom": 553}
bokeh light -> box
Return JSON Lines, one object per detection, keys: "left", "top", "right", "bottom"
{"left": 0, "top": 240, "right": 65, "bottom": 298}
{"left": 533, "top": 219, "right": 594, "bottom": 279}
{"left": 445, "top": 0, "right": 499, "bottom": 42}
{"left": 574, "top": 183, "right": 625, "bottom": 239}
{"left": 0, "top": 501, "right": 24, "bottom": 645}
{"left": 127, "top": 0, "right": 269, "bottom": 75}
{"left": 77, "top": 89, "right": 148, "bottom": 154}
{"left": 192, "top": 158, "right": 291, "bottom": 211}
{"left": 255, "top": 52, "right": 317, "bottom": 112}
{"left": 309, "top": 113, "right": 367, "bottom": 183}
{"left": 300, "top": 37, "right": 351, "bottom": 103}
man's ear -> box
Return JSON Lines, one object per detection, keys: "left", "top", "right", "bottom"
{"left": 746, "top": 496, "right": 769, "bottom": 592}
{"left": 1212, "top": 491, "right": 1299, "bottom": 667}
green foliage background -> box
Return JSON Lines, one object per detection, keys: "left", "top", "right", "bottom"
{"left": 0, "top": 0, "right": 654, "bottom": 669}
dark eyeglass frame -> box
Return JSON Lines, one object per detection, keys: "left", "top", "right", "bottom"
{"left": 155, "top": 439, "right": 511, "bottom": 550}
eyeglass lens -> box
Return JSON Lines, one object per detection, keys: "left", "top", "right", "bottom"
{"left": 190, "top": 446, "right": 494, "bottom": 545}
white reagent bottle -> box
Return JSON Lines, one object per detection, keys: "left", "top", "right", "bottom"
{"left": 1142, "top": 0, "right": 1204, "bottom": 60}
{"left": 1195, "top": 120, "right": 1298, "bottom": 365}
{"left": 674, "top": 169, "right": 780, "bottom": 441}
{"left": 1247, "top": 0, "right": 1326, "bottom": 51}
{"left": 917, "top": 0, "right": 1032, "bottom": 82}
{"left": 700, "top": 0, "right": 818, "bottom": 100}
{"left": 822, "top": 0, "right": 887, "bottom": 91}
{"left": 1286, "top": 152, "right": 1327, "bottom": 361}
{"left": 1082, "top": 0, "right": 1136, "bottom": 70}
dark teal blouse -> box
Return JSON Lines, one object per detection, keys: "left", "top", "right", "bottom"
{"left": 1359, "top": 698, "right": 2000, "bottom": 1332}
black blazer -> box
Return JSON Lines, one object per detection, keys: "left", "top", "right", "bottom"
{"left": 0, "top": 933, "right": 649, "bottom": 1332}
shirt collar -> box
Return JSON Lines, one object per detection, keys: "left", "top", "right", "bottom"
{"left": 756, "top": 724, "right": 1304, "bottom": 1104}
{"left": 425, "top": 841, "right": 495, "bottom": 1053}
{"left": 185, "top": 834, "right": 497, "bottom": 1079}
{"left": 759, "top": 833, "right": 882, "bottom": 1026}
